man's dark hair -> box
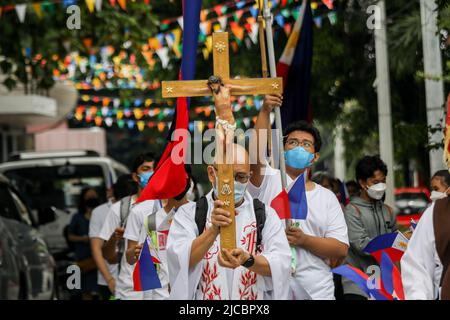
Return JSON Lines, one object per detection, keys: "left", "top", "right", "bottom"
{"left": 173, "top": 164, "right": 193, "bottom": 201}
{"left": 283, "top": 120, "right": 322, "bottom": 152}
{"left": 131, "top": 152, "right": 155, "bottom": 173}
{"left": 432, "top": 170, "right": 450, "bottom": 187}
{"left": 355, "top": 155, "right": 388, "bottom": 182}
{"left": 113, "top": 174, "right": 138, "bottom": 200}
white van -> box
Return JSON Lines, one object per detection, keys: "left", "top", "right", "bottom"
{"left": 0, "top": 150, "right": 129, "bottom": 254}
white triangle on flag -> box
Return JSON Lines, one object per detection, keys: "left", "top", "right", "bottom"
{"left": 95, "top": 0, "right": 103, "bottom": 11}
{"left": 156, "top": 47, "right": 170, "bottom": 69}
{"left": 177, "top": 16, "right": 184, "bottom": 30}
{"left": 15, "top": 4, "right": 27, "bottom": 23}
{"left": 165, "top": 34, "right": 174, "bottom": 49}
{"left": 218, "top": 16, "right": 228, "bottom": 31}
{"left": 249, "top": 22, "right": 259, "bottom": 44}
{"left": 392, "top": 232, "right": 409, "bottom": 252}
{"left": 200, "top": 21, "right": 208, "bottom": 35}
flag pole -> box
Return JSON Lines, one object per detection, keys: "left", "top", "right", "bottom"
{"left": 262, "top": 0, "right": 288, "bottom": 226}
{"left": 257, "top": 5, "right": 275, "bottom": 168}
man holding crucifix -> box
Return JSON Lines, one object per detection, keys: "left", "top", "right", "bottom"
{"left": 166, "top": 32, "right": 291, "bottom": 300}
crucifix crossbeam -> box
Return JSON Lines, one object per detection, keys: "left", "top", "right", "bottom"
{"left": 162, "top": 32, "right": 283, "bottom": 99}
{"left": 161, "top": 32, "right": 283, "bottom": 250}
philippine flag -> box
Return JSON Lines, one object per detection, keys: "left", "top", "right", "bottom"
{"left": 133, "top": 237, "right": 162, "bottom": 291}
{"left": 380, "top": 251, "right": 405, "bottom": 300}
{"left": 363, "top": 232, "right": 409, "bottom": 263}
{"left": 276, "top": 0, "right": 313, "bottom": 126}
{"left": 332, "top": 265, "right": 392, "bottom": 300}
{"left": 409, "top": 219, "right": 417, "bottom": 232}
{"left": 270, "top": 174, "right": 307, "bottom": 221}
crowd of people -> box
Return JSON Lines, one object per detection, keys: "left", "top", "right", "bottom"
{"left": 64, "top": 94, "right": 449, "bottom": 300}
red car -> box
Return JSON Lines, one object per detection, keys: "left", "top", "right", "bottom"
{"left": 394, "top": 187, "right": 431, "bottom": 229}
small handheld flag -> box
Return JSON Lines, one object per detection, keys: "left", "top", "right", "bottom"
{"left": 133, "top": 237, "right": 162, "bottom": 291}
{"left": 363, "top": 232, "right": 409, "bottom": 263}
{"left": 332, "top": 265, "right": 392, "bottom": 300}
{"left": 271, "top": 173, "right": 308, "bottom": 221}
{"left": 380, "top": 251, "right": 404, "bottom": 300}
{"left": 409, "top": 219, "right": 417, "bottom": 232}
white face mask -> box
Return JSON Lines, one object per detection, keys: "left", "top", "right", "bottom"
{"left": 366, "top": 182, "right": 387, "bottom": 200}
{"left": 430, "top": 188, "right": 449, "bottom": 202}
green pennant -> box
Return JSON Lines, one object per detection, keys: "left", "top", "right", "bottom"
{"left": 281, "top": 9, "right": 290, "bottom": 18}
{"left": 117, "top": 120, "right": 125, "bottom": 128}
{"left": 198, "top": 33, "right": 206, "bottom": 43}
{"left": 123, "top": 99, "right": 130, "bottom": 108}
{"left": 160, "top": 24, "right": 169, "bottom": 31}
{"left": 292, "top": 9, "right": 299, "bottom": 21}
{"left": 42, "top": 2, "right": 55, "bottom": 14}
{"left": 157, "top": 112, "right": 164, "bottom": 120}
{"left": 221, "top": 5, "right": 228, "bottom": 14}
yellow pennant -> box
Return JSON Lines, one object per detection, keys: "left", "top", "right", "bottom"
{"left": 85, "top": 0, "right": 95, "bottom": 13}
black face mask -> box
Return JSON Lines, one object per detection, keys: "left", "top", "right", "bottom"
{"left": 85, "top": 197, "right": 100, "bottom": 209}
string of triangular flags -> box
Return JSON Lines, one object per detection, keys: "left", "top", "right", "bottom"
{"left": 0, "top": 0, "right": 132, "bottom": 23}
{"left": 70, "top": 93, "right": 267, "bottom": 132}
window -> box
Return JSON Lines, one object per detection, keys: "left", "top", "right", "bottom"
{"left": 9, "top": 189, "right": 33, "bottom": 226}
{"left": 4, "top": 165, "right": 106, "bottom": 212}
{"left": 0, "top": 185, "right": 20, "bottom": 221}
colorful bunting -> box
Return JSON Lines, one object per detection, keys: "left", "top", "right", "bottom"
{"left": 15, "top": 4, "right": 27, "bottom": 23}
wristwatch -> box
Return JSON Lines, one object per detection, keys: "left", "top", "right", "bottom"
{"left": 241, "top": 254, "right": 255, "bottom": 268}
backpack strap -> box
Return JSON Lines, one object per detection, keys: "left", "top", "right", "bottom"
{"left": 253, "top": 199, "right": 266, "bottom": 254}
{"left": 348, "top": 203, "right": 363, "bottom": 217}
{"left": 117, "top": 195, "right": 132, "bottom": 274}
{"left": 195, "top": 196, "right": 209, "bottom": 235}
{"left": 120, "top": 195, "right": 132, "bottom": 227}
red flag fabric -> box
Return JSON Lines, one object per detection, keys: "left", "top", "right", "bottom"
{"left": 270, "top": 190, "right": 290, "bottom": 220}
{"left": 137, "top": 97, "right": 188, "bottom": 202}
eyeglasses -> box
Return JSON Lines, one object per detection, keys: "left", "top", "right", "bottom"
{"left": 285, "top": 138, "right": 314, "bottom": 150}
{"left": 213, "top": 167, "right": 252, "bottom": 183}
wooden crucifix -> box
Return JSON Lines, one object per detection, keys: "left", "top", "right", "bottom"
{"left": 162, "top": 32, "right": 283, "bottom": 250}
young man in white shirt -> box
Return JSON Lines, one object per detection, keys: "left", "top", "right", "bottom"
{"left": 248, "top": 95, "right": 349, "bottom": 300}
{"left": 99, "top": 153, "right": 155, "bottom": 300}
{"left": 124, "top": 172, "right": 192, "bottom": 300}
{"left": 89, "top": 174, "right": 137, "bottom": 300}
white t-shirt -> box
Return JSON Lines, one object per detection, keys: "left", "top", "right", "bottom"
{"left": 123, "top": 200, "right": 170, "bottom": 300}
{"left": 247, "top": 165, "right": 349, "bottom": 300}
{"left": 401, "top": 203, "right": 443, "bottom": 300}
{"left": 99, "top": 196, "right": 156, "bottom": 300}
{"left": 88, "top": 201, "right": 119, "bottom": 286}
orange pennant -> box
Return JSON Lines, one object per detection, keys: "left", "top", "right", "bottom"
{"left": 32, "top": 3, "right": 42, "bottom": 19}
{"left": 118, "top": 0, "right": 126, "bottom": 10}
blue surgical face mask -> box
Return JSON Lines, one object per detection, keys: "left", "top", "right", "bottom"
{"left": 139, "top": 171, "right": 153, "bottom": 188}
{"left": 234, "top": 181, "right": 248, "bottom": 204}
{"left": 212, "top": 172, "right": 248, "bottom": 204}
{"left": 284, "top": 146, "right": 314, "bottom": 170}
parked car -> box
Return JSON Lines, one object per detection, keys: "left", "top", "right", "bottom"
{"left": 394, "top": 187, "right": 431, "bottom": 229}
{"left": 0, "top": 174, "right": 56, "bottom": 299}
{"left": 0, "top": 150, "right": 129, "bottom": 255}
